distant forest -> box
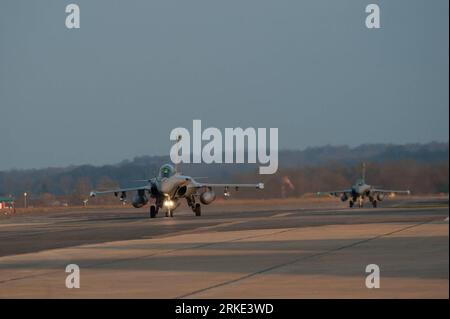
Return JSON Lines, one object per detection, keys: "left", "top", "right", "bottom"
{"left": 0, "top": 142, "right": 448, "bottom": 207}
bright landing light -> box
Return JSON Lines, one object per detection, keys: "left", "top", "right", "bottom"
{"left": 164, "top": 200, "right": 174, "bottom": 208}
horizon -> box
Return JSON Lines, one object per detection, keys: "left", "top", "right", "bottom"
{"left": 1, "top": 140, "right": 447, "bottom": 172}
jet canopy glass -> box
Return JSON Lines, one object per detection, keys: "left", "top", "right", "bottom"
{"left": 159, "top": 164, "right": 175, "bottom": 178}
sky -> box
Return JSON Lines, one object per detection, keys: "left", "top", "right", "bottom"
{"left": 0, "top": 0, "right": 448, "bottom": 170}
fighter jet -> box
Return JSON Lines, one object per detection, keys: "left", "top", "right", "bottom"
{"left": 317, "top": 163, "right": 410, "bottom": 208}
{"left": 89, "top": 163, "right": 264, "bottom": 218}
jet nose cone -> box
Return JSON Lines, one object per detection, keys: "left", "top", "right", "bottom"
{"left": 159, "top": 179, "right": 172, "bottom": 195}
{"left": 159, "top": 177, "right": 186, "bottom": 196}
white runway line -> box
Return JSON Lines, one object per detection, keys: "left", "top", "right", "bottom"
{"left": 271, "top": 212, "right": 294, "bottom": 218}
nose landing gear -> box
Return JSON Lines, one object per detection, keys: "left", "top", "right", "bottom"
{"left": 165, "top": 210, "right": 174, "bottom": 217}
{"left": 358, "top": 197, "right": 364, "bottom": 208}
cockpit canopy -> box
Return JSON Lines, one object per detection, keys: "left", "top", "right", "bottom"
{"left": 159, "top": 164, "right": 175, "bottom": 178}
{"left": 356, "top": 179, "right": 365, "bottom": 186}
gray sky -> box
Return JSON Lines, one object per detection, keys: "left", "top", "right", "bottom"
{"left": 0, "top": 0, "right": 448, "bottom": 170}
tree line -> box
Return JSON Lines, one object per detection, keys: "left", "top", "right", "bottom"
{"left": 0, "top": 143, "right": 447, "bottom": 207}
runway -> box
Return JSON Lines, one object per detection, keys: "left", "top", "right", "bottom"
{"left": 0, "top": 197, "right": 448, "bottom": 298}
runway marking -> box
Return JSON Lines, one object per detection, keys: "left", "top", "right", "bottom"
{"left": 0, "top": 207, "right": 446, "bottom": 287}
{"left": 0, "top": 222, "right": 51, "bottom": 228}
{"left": 0, "top": 224, "right": 99, "bottom": 240}
{"left": 271, "top": 212, "right": 294, "bottom": 218}
{"left": 0, "top": 227, "right": 295, "bottom": 285}
{"left": 175, "top": 219, "right": 438, "bottom": 298}
{"left": 184, "top": 220, "right": 244, "bottom": 232}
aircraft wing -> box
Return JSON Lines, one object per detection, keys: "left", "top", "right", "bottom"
{"left": 317, "top": 189, "right": 352, "bottom": 196}
{"left": 189, "top": 182, "right": 264, "bottom": 190}
{"left": 90, "top": 185, "right": 151, "bottom": 197}
{"left": 371, "top": 188, "right": 411, "bottom": 195}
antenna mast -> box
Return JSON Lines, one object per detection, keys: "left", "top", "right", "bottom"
{"left": 362, "top": 162, "right": 366, "bottom": 182}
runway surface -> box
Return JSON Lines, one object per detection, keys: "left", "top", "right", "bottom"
{"left": 0, "top": 197, "right": 448, "bottom": 298}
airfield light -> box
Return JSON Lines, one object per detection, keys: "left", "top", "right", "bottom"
{"left": 23, "top": 192, "right": 28, "bottom": 209}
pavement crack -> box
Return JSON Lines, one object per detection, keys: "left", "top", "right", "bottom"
{"left": 175, "top": 219, "right": 437, "bottom": 299}
{"left": 0, "top": 227, "right": 294, "bottom": 285}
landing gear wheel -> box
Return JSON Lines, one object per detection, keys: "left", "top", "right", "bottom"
{"left": 166, "top": 210, "right": 173, "bottom": 217}
{"left": 194, "top": 203, "right": 201, "bottom": 216}
{"left": 372, "top": 200, "right": 377, "bottom": 208}
{"left": 150, "top": 205, "right": 157, "bottom": 218}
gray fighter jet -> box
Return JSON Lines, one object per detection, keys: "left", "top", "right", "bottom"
{"left": 317, "top": 163, "right": 410, "bottom": 208}
{"left": 90, "top": 163, "right": 264, "bottom": 218}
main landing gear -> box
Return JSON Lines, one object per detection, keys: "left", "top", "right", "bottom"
{"left": 193, "top": 203, "right": 201, "bottom": 216}
{"left": 349, "top": 198, "right": 365, "bottom": 208}
{"left": 149, "top": 198, "right": 202, "bottom": 218}
{"left": 349, "top": 197, "right": 378, "bottom": 208}
{"left": 150, "top": 205, "right": 158, "bottom": 218}
{"left": 186, "top": 196, "right": 202, "bottom": 217}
